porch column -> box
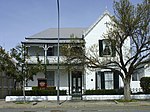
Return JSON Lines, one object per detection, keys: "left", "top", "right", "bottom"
{"left": 40, "top": 44, "right": 48, "bottom": 77}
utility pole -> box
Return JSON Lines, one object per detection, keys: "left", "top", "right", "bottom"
{"left": 56, "top": 0, "right": 60, "bottom": 105}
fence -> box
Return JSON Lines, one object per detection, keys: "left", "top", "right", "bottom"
{"left": 131, "top": 88, "right": 143, "bottom": 93}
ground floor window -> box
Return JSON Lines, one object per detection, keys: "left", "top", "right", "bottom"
{"left": 96, "top": 71, "right": 118, "bottom": 90}
{"left": 46, "top": 71, "right": 55, "bottom": 86}
{"left": 105, "top": 72, "right": 113, "bottom": 89}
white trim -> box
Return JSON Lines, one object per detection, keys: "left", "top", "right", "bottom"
{"left": 5, "top": 96, "right": 72, "bottom": 102}
{"left": 83, "top": 94, "right": 150, "bottom": 100}
{"left": 6, "top": 94, "right": 150, "bottom": 102}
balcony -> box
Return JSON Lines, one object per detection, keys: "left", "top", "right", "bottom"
{"left": 26, "top": 56, "right": 66, "bottom": 64}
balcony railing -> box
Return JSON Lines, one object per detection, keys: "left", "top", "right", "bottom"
{"left": 26, "top": 56, "right": 66, "bottom": 64}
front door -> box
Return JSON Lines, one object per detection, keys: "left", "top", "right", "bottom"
{"left": 72, "top": 71, "right": 82, "bottom": 94}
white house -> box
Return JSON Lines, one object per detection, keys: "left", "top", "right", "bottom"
{"left": 22, "top": 28, "right": 86, "bottom": 96}
{"left": 22, "top": 11, "right": 150, "bottom": 96}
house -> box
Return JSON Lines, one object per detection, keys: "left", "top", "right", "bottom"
{"left": 22, "top": 28, "right": 86, "bottom": 95}
{"left": 22, "top": 11, "right": 150, "bottom": 96}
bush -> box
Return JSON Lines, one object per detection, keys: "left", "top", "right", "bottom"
{"left": 11, "top": 89, "right": 66, "bottom": 96}
{"left": 32, "top": 86, "right": 56, "bottom": 90}
{"left": 140, "top": 77, "right": 150, "bottom": 93}
{"left": 84, "top": 89, "right": 124, "bottom": 95}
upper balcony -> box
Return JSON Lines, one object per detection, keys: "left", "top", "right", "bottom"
{"left": 26, "top": 56, "right": 66, "bottom": 64}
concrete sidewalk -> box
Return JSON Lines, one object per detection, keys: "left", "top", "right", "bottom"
{"left": 0, "top": 100, "right": 150, "bottom": 109}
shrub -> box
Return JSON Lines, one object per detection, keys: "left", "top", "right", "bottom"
{"left": 84, "top": 89, "right": 124, "bottom": 95}
{"left": 11, "top": 89, "right": 66, "bottom": 96}
{"left": 140, "top": 77, "right": 150, "bottom": 93}
{"left": 32, "top": 86, "right": 56, "bottom": 90}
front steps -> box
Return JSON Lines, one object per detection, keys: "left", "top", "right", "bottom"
{"left": 71, "top": 93, "right": 82, "bottom": 100}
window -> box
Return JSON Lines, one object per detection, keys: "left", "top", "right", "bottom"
{"left": 47, "top": 47, "right": 54, "bottom": 56}
{"left": 105, "top": 72, "right": 113, "bottom": 89}
{"left": 96, "top": 71, "right": 114, "bottom": 89}
{"left": 99, "top": 39, "right": 116, "bottom": 57}
{"left": 46, "top": 71, "right": 55, "bottom": 86}
{"left": 28, "top": 46, "right": 44, "bottom": 56}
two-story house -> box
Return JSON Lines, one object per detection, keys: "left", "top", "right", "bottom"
{"left": 22, "top": 28, "right": 86, "bottom": 95}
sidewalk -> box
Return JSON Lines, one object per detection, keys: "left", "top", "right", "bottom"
{"left": 0, "top": 100, "right": 150, "bottom": 109}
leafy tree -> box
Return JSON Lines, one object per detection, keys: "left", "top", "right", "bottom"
{"left": 10, "top": 45, "right": 44, "bottom": 87}
{"left": 10, "top": 44, "right": 44, "bottom": 102}
{"left": 0, "top": 46, "right": 16, "bottom": 78}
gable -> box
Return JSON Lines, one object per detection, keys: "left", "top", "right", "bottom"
{"left": 84, "top": 11, "right": 112, "bottom": 48}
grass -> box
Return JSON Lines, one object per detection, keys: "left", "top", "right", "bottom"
{"left": 14, "top": 101, "right": 30, "bottom": 104}
{"left": 116, "top": 99, "right": 137, "bottom": 102}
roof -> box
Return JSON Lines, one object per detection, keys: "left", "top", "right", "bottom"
{"left": 22, "top": 28, "right": 86, "bottom": 44}
{"left": 23, "top": 10, "right": 112, "bottom": 44}
{"left": 22, "top": 39, "right": 84, "bottom": 44}
{"left": 26, "top": 28, "right": 87, "bottom": 39}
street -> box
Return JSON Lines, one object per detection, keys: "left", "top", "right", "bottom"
{"left": 0, "top": 100, "right": 150, "bottom": 112}
{"left": 0, "top": 105, "right": 150, "bottom": 112}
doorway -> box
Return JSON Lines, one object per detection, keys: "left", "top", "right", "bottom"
{"left": 72, "top": 71, "right": 82, "bottom": 94}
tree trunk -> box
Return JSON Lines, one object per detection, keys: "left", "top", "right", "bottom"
{"left": 124, "top": 78, "right": 131, "bottom": 100}
{"left": 23, "top": 80, "right": 26, "bottom": 103}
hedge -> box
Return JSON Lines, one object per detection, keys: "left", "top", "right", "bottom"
{"left": 140, "top": 77, "right": 150, "bottom": 93}
{"left": 11, "top": 89, "right": 67, "bottom": 96}
{"left": 84, "top": 89, "right": 124, "bottom": 95}
{"left": 32, "top": 86, "right": 56, "bottom": 91}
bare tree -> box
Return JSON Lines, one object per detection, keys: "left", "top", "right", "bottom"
{"left": 86, "top": 0, "right": 150, "bottom": 100}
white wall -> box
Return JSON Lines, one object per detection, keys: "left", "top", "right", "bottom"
{"left": 84, "top": 14, "right": 111, "bottom": 90}
{"left": 85, "top": 14, "right": 111, "bottom": 48}
{"left": 85, "top": 69, "right": 96, "bottom": 90}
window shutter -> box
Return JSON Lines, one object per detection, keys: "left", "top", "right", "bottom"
{"left": 99, "top": 40, "right": 103, "bottom": 57}
{"left": 101, "top": 72, "right": 105, "bottom": 89}
{"left": 95, "top": 72, "right": 98, "bottom": 90}
{"left": 111, "top": 40, "right": 116, "bottom": 57}
{"left": 113, "top": 71, "right": 119, "bottom": 89}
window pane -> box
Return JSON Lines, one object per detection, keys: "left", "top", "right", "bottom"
{"left": 46, "top": 71, "right": 55, "bottom": 86}
{"left": 47, "top": 47, "right": 54, "bottom": 56}
{"left": 105, "top": 72, "right": 113, "bottom": 89}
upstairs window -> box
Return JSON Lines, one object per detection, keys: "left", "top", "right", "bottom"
{"left": 99, "top": 39, "right": 116, "bottom": 57}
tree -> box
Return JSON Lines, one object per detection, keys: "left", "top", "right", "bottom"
{"left": 10, "top": 45, "right": 44, "bottom": 85}
{"left": 110, "top": 0, "right": 149, "bottom": 100}
{"left": 0, "top": 46, "right": 16, "bottom": 79}
{"left": 86, "top": 0, "right": 150, "bottom": 100}
{"left": 60, "top": 34, "right": 85, "bottom": 95}
{"left": 10, "top": 44, "right": 44, "bottom": 102}
{"left": 57, "top": 0, "right": 149, "bottom": 100}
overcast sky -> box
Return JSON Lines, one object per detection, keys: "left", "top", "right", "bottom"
{"left": 0, "top": 0, "right": 142, "bottom": 51}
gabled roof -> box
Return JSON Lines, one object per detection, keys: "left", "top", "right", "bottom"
{"left": 84, "top": 10, "right": 112, "bottom": 37}
{"left": 26, "top": 28, "right": 87, "bottom": 39}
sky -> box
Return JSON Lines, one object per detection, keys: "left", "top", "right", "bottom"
{"left": 0, "top": 0, "right": 143, "bottom": 51}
